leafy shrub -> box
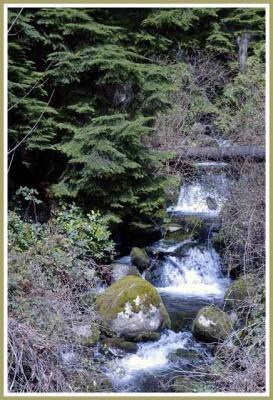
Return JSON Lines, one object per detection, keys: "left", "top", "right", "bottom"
{"left": 8, "top": 211, "right": 111, "bottom": 392}
{"left": 8, "top": 211, "right": 38, "bottom": 252}
{"left": 8, "top": 204, "right": 115, "bottom": 262}
{"left": 52, "top": 204, "right": 115, "bottom": 261}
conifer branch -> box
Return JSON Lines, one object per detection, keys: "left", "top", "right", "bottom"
{"left": 8, "top": 78, "right": 49, "bottom": 112}
{"left": 8, "top": 89, "right": 55, "bottom": 155}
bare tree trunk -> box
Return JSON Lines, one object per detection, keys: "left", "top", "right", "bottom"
{"left": 237, "top": 33, "right": 250, "bottom": 73}
{"left": 174, "top": 145, "right": 265, "bottom": 161}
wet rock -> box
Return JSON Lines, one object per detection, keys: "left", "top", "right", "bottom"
{"left": 206, "top": 196, "right": 218, "bottom": 210}
{"left": 165, "top": 230, "right": 192, "bottom": 242}
{"left": 168, "top": 348, "right": 203, "bottom": 364}
{"left": 132, "top": 331, "right": 161, "bottom": 342}
{"left": 95, "top": 276, "right": 170, "bottom": 340}
{"left": 192, "top": 305, "right": 234, "bottom": 342}
{"left": 130, "top": 247, "right": 150, "bottom": 271}
{"left": 101, "top": 337, "right": 137, "bottom": 354}
{"left": 162, "top": 222, "right": 193, "bottom": 241}
{"left": 109, "top": 263, "right": 141, "bottom": 282}
{"left": 163, "top": 223, "right": 182, "bottom": 234}
{"left": 224, "top": 274, "right": 256, "bottom": 308}
{"left": 170, "top": 311, "right": 191, "bottom": 332}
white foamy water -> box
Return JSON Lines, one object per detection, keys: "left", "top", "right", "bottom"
{"left": 113, "top": 255, "right": 131, "bottom": 265}
{"left": 153, "top": 246, "right": 229, "bottom": 298}
{"left": 167, "top": 174, "right": 229, "bottom": 217}
{"left": 150, "top": 238, "right": 196, "bottom": 254}
{"left": 106, "top": 330, "right": 206, "bottom": 383}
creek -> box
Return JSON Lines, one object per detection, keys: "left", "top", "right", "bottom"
{"left": 98, "top": 161, "right": 231, "bottom": 392}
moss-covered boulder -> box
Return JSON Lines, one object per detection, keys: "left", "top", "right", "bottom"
{"left": 166, "top": 230, "right": 191, "bottom": 242}
{"left": 110, "top": 263, "right": 141, "bottom": 282}
{"left": 130, "top": 247, "right": 150, "bottom": 271}
{"left": 224, "top": 274, "right": 256, "bottom": 308}
{"left": 95, "top": 276, "right": 170, "bottom": 340}
{"left": 192, "top": 305, "right": 234, "bottom": 343}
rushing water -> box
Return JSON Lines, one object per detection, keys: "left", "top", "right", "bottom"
{"left": 150, "top": 244, "right": 229, "bottom": 297}
{"left": 167, "top": 176, "right": 228, "bottom": 217}
{"left": 106, "top": 330, "right": 211, "bottom": 392}
{"left": 167, "top": 165, "right": 229, "bottom": 218}
{"left": 102, "top": 162, "right": 230, "bottom": 392}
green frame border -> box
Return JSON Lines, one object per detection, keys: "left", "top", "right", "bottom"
{"left": 0, "top": 1, "right": 271, "bottom": 399}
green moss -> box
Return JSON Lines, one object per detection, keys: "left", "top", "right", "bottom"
{"left": 101, "top": 337, "right": 137, "bottom": 353}
{"left": 224, "top": 274, "right": 256, "bottom": 308}
{"left": 95, "top": 276, "right": 161, "bottom": 321}
{"left": 130, "top": 247, "right": 150, "bottom": 271}
{"left": 192, "top": 305, "right": 234, "bottom": 342}
{"left": 165, "top": 229, "right": 191, "bottom": 241}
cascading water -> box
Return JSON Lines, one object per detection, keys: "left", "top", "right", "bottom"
{"left": 102, "top": 161, "right": 230, "bottom": 392}
{"left": 167, "top": 165, "right": 229, "bottom": 218}
{"left": 106, "top": 330, "right": 210, "bottom": 392}
{"left": 150, "top": 244, "right": 229, "bottom": 298}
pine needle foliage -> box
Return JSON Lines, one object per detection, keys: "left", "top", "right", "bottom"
{"left": 8, "top": 7, "right": 265, "bottom": 219}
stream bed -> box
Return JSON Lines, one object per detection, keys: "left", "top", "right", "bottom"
{"left": 97, "top": 162, "right": 231, "bottom": 392}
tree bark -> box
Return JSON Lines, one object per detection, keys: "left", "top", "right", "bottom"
{"left": 237, "top": 33, "right": 250, "bottom": 73}
{"left": 174, "top": 145, "right": 265, "bottom": 161}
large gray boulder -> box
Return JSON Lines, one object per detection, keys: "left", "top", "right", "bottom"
{"left": 192, "top": 305, "right": 234, "bottom": 342}
{"left": 95, "top": 276, "right": 170, "bottom": 340}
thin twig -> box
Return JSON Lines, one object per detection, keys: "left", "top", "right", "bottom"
{"left": 8, "top": 89, "right": 55, "bottom": 155}
{"left": 8, "top": 8, "right": 24, "bottom": 34}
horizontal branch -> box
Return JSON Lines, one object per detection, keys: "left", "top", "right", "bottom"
{"left": 174, "top": 145, "right": 265, "bottom": 161}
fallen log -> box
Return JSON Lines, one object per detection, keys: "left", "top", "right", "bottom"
{"left": 174, "top": 145, "right": 265, "bottom": 161}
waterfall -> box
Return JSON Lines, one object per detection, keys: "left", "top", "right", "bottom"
{"left": 167, "top": 162, "right": 229, "bottom": 218}
{"left": 151, "top": 245, "right": 229, "bottom": 298}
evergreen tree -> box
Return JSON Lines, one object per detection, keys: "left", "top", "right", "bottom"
{"left": 7, "top": 7, "right": 266, "bottom": 220}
